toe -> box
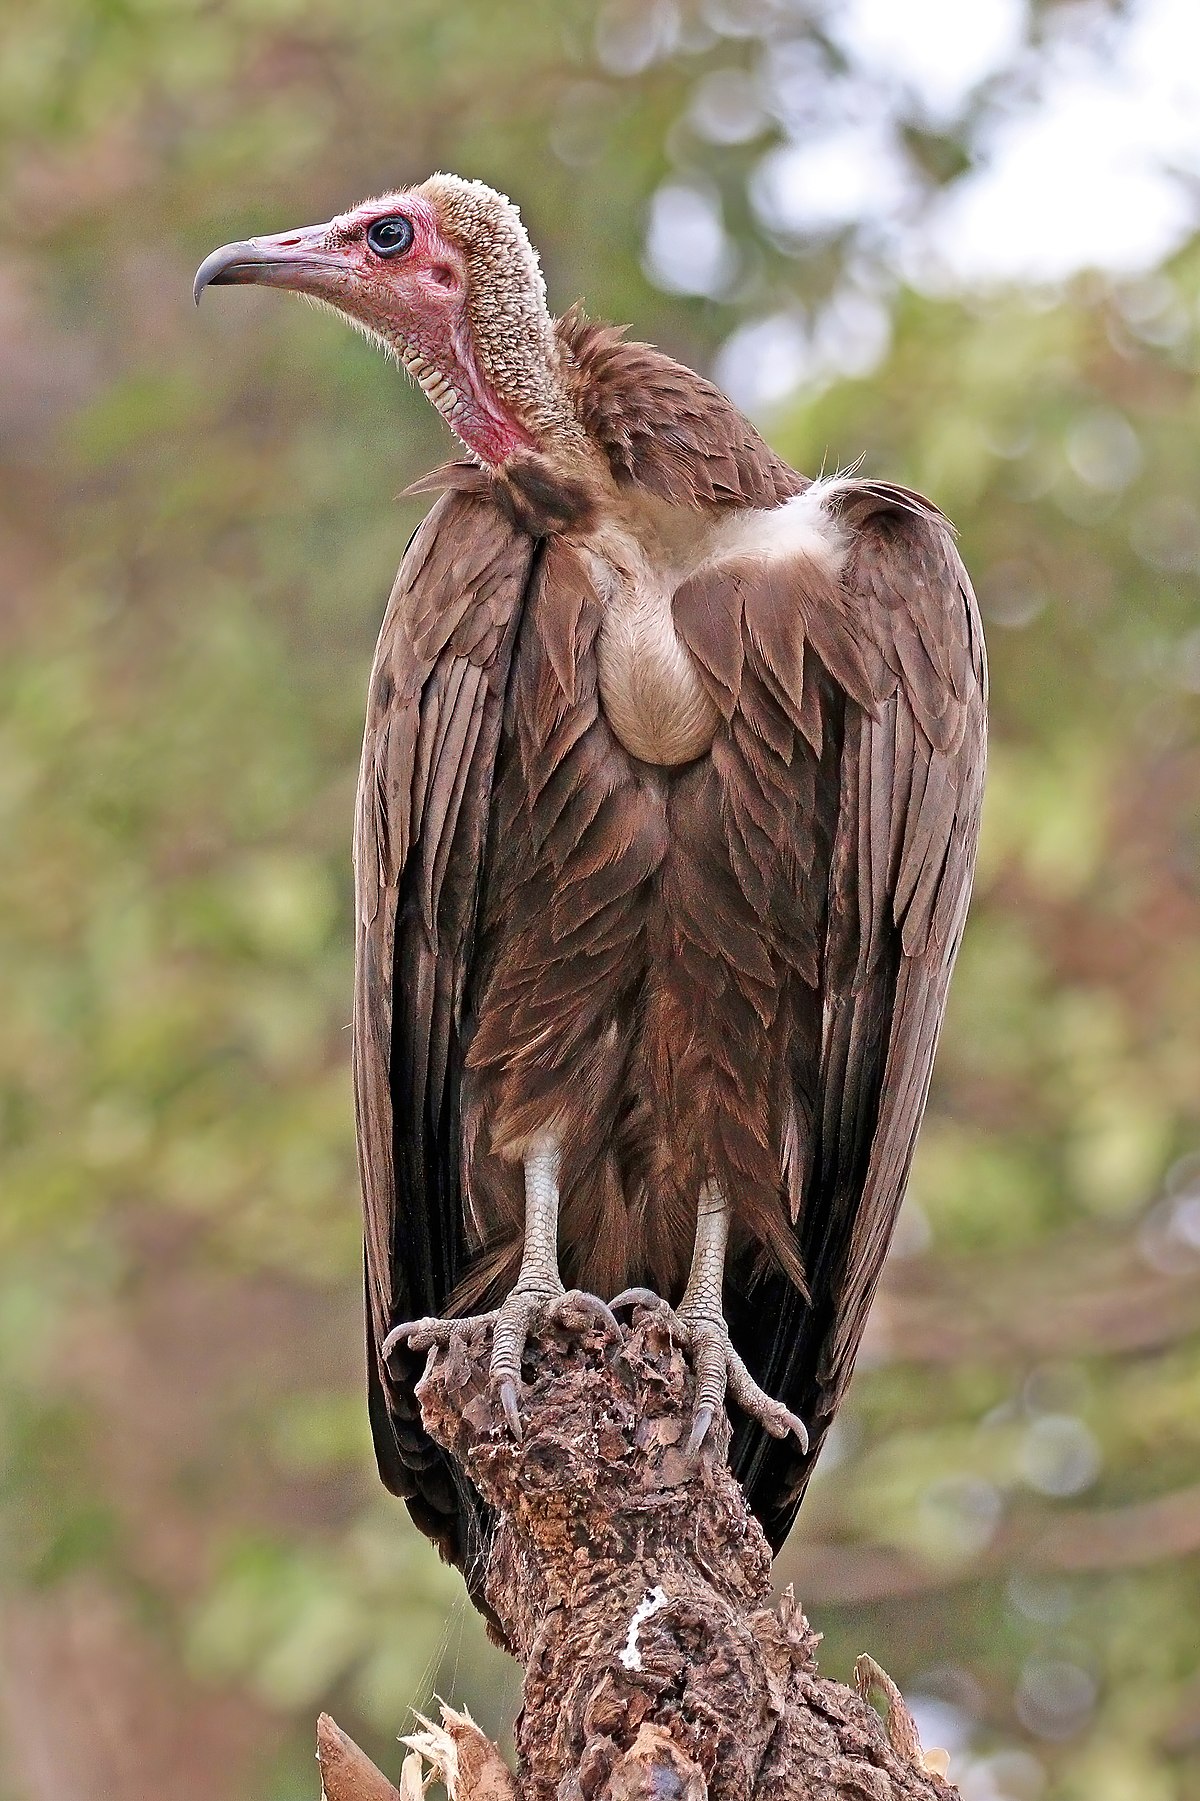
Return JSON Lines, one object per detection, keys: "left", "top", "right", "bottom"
{"left": 489, "top": 1288, "right": 548, "bottom": 1389}
{"left": 690, "top": 1327, "right": 731, "bottom": 1415}
{"left": 382, "top": 1316, "right": 444, "bottom": 1360}
{"left": 726, "top": 1350, "right": 809, "bottom": 1449}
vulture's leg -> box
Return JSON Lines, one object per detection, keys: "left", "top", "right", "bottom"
{"left": 383, "top": 1141, "right": 618, "bottom": 1437}
{"left": 616, "top": 1183, "right": 808, "bottom": 1456}
{"left": 488, "top": 1141, "right": 615, "bottom": 1433}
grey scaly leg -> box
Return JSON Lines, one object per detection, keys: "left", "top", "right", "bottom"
{"left": 489, "top": 1142, "right": 568, "bottom": 1433}
{"left": 382, "top": 1138, "right": 617, "bottom": 1437}
{"left": 679, "top": 1179, "right": 729, "bottom": 1319}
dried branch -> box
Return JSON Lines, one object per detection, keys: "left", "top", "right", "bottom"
{"left": 326, "top": 1307, "right": 959, "bottom": 1801}
{"left": 317, "top": 1713, "right": 400, "bottom": 1801}
{"left": 402, "top": 1703, "right": 520, "bottom": 1801}
{"left": 854, "top": 1658, "right": 951, "bottom": 1780}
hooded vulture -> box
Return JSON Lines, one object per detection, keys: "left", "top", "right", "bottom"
{"left": 196, "top": 173, "right": 987, "bottom": 1616}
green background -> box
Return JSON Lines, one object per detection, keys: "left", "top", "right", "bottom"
{"left": 2, "top": 3, "right": 1199, "bottom": 1797}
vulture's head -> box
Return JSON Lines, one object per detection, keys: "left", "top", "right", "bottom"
{"left": 195, "top": 174, "right": 576, "bottom": 469}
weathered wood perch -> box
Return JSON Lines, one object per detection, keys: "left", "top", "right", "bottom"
{"left": 318, "top": 1307, "right": 958, "bottom": 1801}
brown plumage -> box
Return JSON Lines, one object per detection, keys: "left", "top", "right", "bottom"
{"left": 196, "top": 176, "right": 987, "bottom": 1618}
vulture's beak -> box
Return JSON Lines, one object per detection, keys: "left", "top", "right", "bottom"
{"left": 193, "top": 221, "right": 343, "bottom": 305}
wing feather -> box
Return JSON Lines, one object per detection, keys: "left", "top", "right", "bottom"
{"left": 353, "top": 488, "right": 536, "bottom": 1585}
{"left": 358, "top": 463, "right": 983, "bottom": 1575}
{"left": 677, "top": 484, "right": 987, "bottom": 1548}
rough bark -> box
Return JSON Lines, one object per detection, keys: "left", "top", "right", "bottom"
{"left": 322, "top": 1306, "right": 958, "bottom": 1801}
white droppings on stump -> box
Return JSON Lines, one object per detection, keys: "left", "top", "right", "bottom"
{"left": 619, "top": 1585, "right": 668, "bottom": 1671}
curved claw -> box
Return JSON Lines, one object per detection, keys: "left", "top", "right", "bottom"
{"left": 381, "top": 1315, "right": 461, "bottom": 1362}
{"left": 499, "top": 1376, "right": 524, "bottom": 1440}
{"left": 686, "top": 1404, "right": 715, "bottom": 1458}
{"left": 769, "top": 1409, "right": 809, "bottom": 1450}
{"left": 610, "top": 1286, "right": 667, "bottom": 1314}
{"left": 380, "top": 1321, "right": 410, "bottom": 1362}
{"left": 552, "top": 1289, "right": 622, "bottom": 1336}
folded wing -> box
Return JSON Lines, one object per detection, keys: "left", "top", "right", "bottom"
{"left": 676, "top": 481, "right": 987, "bottom": 1546}
{"left": 353, "top": 482, "right": 537, "bottom": 1587}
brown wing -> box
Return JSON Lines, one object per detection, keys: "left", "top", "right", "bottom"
{"left": 354, "top": 480, "right": 536, "bottom": 1584}
{"left": 675, "top": 481, "right": 987, "bottom": 1549}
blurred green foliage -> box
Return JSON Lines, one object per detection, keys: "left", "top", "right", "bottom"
{"left": 1, "top": 2, "right": 1199, "bottom": 1798}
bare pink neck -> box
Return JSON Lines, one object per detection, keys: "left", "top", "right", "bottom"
{"left": 442, "top": 317, "right": 544, "bottom": 468}
{"left": 451, "top": 385, "right": 539, "bottom": 466}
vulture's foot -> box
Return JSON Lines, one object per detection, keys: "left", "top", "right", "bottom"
{"left": 490, "top": 1283, "right": 620, "bottom": 1435}
{"left": 384, "top": 1285, "right": 620, "bottom": 1439}
{"left": 612, "top": 1290, "right": 809, "bottom": 1458}
{"left": 677, "top": 1309, "right": 809, "bottom": 1455}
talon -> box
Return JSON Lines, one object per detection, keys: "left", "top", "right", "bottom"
{"left": 775, "top": 1409, "right": 808, "bottom": 1451}
{"left": 759, "top": 1406, "right": 807, "bottom": 1446}
{"left": 553, "top": 1290, "right": 621, "bottom": 1336}
{"left": 382, "top": 1316, "right": 447, "bottom": 1361}
{"left": 673, "top": 1309, "right": 809, "bottom": 1452}
{"left": 610, "top": 1286, "right": 665, "bottom": 1313}
{"left": 499, "top": 1376, "right": 523, "bottom": 1439}
{"left": 686, "top": 1404, "right": 715, "bottom": 1457}
{"left": 380, "top": 1276, "right": 639, "bottom": 1444}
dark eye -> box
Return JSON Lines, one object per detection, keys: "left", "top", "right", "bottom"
{"left": 366, "top": 215, "right": 414, "bottom": 259}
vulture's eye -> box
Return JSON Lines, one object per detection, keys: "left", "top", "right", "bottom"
{"left": 367, "top": 216, "right": 414, "bottom": 259}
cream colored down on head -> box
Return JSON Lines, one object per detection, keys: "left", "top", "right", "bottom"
{"left": 415, "top": 174, "right": 583, "bottom": 448}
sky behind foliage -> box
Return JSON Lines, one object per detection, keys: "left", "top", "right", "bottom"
{"left": 1, "top": 3, "right": 1199, "bottom": 1800}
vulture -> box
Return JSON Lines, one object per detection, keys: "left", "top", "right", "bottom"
{"left": 196, "top": 173, "right": 986, "bottom": 1616}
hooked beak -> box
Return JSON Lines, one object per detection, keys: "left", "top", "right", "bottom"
{"left": 193, "top": 221, "right": 347, "bottom": 305}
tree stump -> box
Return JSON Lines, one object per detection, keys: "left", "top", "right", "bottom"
{"left": 318, "top": 1307, "right": 958, "bottom": 1801}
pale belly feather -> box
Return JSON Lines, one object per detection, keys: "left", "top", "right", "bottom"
{"left": 593, "top": 564, "right": 719, "bottom": 766}
{"left": 585, "top": 480, "right": 847, "bottom": 770}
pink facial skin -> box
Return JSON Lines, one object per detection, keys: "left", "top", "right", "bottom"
{"left": 194, "top": 194, "right": 539, "bottom": 468}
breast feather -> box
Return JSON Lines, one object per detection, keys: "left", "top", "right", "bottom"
{"left": 591, "top": 481, "right": 851, "bottom": 769}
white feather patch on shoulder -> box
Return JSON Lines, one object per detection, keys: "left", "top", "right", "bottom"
{"left": 710, "top": 478, "right": 853, "bottom": 577}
